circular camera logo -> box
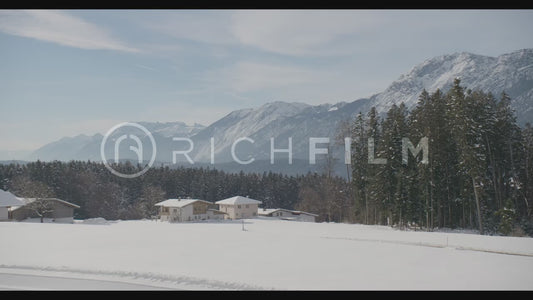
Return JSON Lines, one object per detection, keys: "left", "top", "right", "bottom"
{"left": 100, "top": 122, "right": 157, "bottom": 178}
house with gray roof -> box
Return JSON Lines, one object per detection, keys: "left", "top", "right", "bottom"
{"left": 155, "top": 198, "right": 226, "bottom": 222}
{"left": 0, "top": 189, "right": 24, "bottom": 221}
{"left": 215, "top": 196, "right": 262, "bottom": 220}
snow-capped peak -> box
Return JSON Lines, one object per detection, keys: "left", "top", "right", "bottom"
{"left": 367, "top": 49, "right": 533, "bottom": 125}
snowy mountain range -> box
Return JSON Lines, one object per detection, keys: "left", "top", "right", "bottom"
{"left": 365, "top": 48, "right": 533, "bottom": 122}
{"left": 26, "top": 49, "right": 533, "bottom": 174}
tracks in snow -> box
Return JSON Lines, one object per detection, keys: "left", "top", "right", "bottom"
{"left": 0, "top": 264, "right": 267, "bottom": 290}
{"left": 320, "top": 236, "right": 533, "bottom": 257}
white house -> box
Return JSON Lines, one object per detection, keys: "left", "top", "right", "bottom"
{"left": 155, "top": 199, "right": 226, "bottom": 222}
{"left": 0, "top": 189, "right": 24, "bottom": 221}
{"left": 258, "top": 208, "right": 318, "bottom": 222}
{"left": 216, "top": 196, "right": 262, "bottom": 220}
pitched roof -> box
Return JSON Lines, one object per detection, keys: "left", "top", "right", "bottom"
{"left": 0, "top": 189, "right": 24, "bottom": 207}
{"left": 155, "top": 199, "right": 213, "bottom": 208}
{"left": 215, "top": 196, "right": 262, "bottom": 205}
{"left": 258, "top": 208, "right": 318, "bottom": 217}
{"left": 257, "top": 208, "right": 280, "bottom": 216}
{"left": 288, "top": 210, "right": 318, "bottom": 217}
{"left": 12, "top": 197, "right": 80, "bottom": 210}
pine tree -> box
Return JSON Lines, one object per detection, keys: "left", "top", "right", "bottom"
{"left": 379, "top": 103, "right": 410, "bottom": 226}
{"left": 350, "top": 112, "right": 369, "bottom": 223}
{"left": 520, "top": 123, "right": 533, "bottom": 222}
{"left": 447, "top": 80, "right": 496, "bottom": 234}
{"left": 366, "top": 107, "right": 384, "bottom": 224}
{"left": 493, "top": 92, "right": 523, "bottom": 212}
{"left": 410, "top": 89, "right": 434, "bottom": 229}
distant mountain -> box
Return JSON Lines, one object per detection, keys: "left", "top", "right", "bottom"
{"left": 364, "top": 49, "right": 533, "bottom": 125}
{"left": 26, "top": 49, "right": 533, "bottom": 176}
{"left": 189, "top": 101, "right": 311, "bottom": 162}
{"left": 135, "top": 121, "right": 205, "bottom": 138}
{"left": 187, "top": 101, "right": 370, "bottom": 163}
{"left": 27, "top": 134, "right": 104, "bottom": 162}
{"left": 29, "top": 122, "right": 205, "bottom": 162}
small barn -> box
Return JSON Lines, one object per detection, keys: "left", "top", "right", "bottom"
{"left": 258, "top": 208, "right": 318, "bottom": 222}
{"left": 11, "top": 198, "right": 80, "bottom": 223}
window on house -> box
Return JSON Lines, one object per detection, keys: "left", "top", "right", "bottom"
{"left": 237, "top": 205, "right": 241, "bottom": 209}
{"left": 173, "top": 209, "right": 177, "bottom": 213}
{"left": 245, "top": 205, "right": 249, "bottom": 208}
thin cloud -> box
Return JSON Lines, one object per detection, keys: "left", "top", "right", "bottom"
{"left": 0, "top": 10, "right": 139, "bottom": 53}
{"left": 134, "top": 64, "right": 157, "bottom": 72}
{"left": 143, "top": 10, "right": 388, "bottom": 57}
{"left": 143, "top": 10, "right": 377, "bottom": 56}
{"left": 202, "top": 59, "right": 390, "bottom": 105}
{"left": 208, "top": 61, "right": 323, "bottom": 93}
{"left": 144, "top": 11, "right": 236, "bottom": 45}
{"left": 229, "top": 10, "right": 381, "bottom": 56}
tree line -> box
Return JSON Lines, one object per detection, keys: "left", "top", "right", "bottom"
{"left": 0, "top": 160, "right": 348, "bottom": 222}
{"left": 343, "top": 79, "right": 533, "bottom": 235}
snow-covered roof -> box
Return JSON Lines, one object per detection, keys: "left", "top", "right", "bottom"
{"left": 155, "top": 199, "right": 213, "bottom": 208}
{"left": 258, "top": 208, "right": 318, "bottom": 217}
{"left": 257, "top": 208, "right": 280, "bottom": 216}
{"left": 290, "top": 210, "right": 318, "bottom": 217}
{"left": 215, "top": 196, "right": 262, "bottom": 205}
{"left": 11, "top": 197, "right": 80, "bottom": 210}
{"left": 0, "top": 189, "right": 24, "bottom": 207}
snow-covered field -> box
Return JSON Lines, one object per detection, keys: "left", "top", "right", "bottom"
{"left": 1, "top": 218, "right": 533, "bottom": 290}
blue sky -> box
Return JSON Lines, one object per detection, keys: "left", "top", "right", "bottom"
{"left": 1, "top": 9, "right": 533, "bottom": 156}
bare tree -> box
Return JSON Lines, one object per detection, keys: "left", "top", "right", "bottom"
{"left": 9, "top": 176, "right": 55, "bottom": 223}
{"left": 26, "top": 199, "right": 55, "bottom": 223}
{"left": 135, "top": 185, "right": 166, "bottom": 219}
{"left": 296, "top": 185, "right": 325, "bottom": 222}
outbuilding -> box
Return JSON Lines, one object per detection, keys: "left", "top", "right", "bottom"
{"left": 258, "top": 208, "right": 318, "bottom": 222}
{"left": 11, "top": 197, "right": 80, "bottom": 223}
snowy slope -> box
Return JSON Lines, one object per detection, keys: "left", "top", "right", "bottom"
{"left": 27, "top": 49, "right": 533, "bottom": 170}
{"left": 190, "top": 101, "right": 312, "bottom": 162}
{"left": 1, "top": 219, "right": 532, "bottom": 290}
{"left": 366, "top": 49, "right": 533, "bottom": 124}
{"left": 136, "top": 121, "right": 205, "bottom": 138}
{"left": 189, "top": 100, "right": 370, "bottom": 163}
